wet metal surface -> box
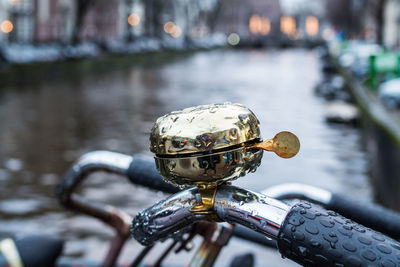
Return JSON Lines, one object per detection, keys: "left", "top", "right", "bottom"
{"left": 0, "top": 48, "right": 372, "bottom": 266}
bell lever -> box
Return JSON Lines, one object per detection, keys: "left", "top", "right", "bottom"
{"left": 249, "top": 131, "right": 300, "bottom": 159}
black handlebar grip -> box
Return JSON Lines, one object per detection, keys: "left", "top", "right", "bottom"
{"left": 126, "top": 155, "right": 179, "bottom": 194}
{"left": 327, "top": 193, "right": 400, "bottom": 240}
{"left": 277, "top": 202, "right": 400, "bottom": 267}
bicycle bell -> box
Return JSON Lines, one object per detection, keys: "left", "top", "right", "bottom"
{"left": 149, "top": 103, "right": 300, "bottom": 212}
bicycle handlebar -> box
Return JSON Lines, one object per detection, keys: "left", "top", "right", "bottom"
{"left": 57, "top": 151, "right": 400, "bottom": 267}
{"left": 264, "top": 183, "right": 400, "bottom": 239}
{"left": 131, "top": 185, "right": 400, "bottom": 266}
{"left": 131, "top": 185, "right": 290, "bottom": 246}
{"left": 278, "top": 202, "right": 400, "bottom": 266}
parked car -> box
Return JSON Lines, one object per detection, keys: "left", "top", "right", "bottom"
{"left": 378, "top": 78, "right": 400, "bottom": 109}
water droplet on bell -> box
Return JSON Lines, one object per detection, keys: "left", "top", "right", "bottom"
{"left": 238, "top": 114, "right": 249, "bottom": 124}
{"left": 168, "top": 160, "right": 176, "bottom": 170}
{"left": 161, "top": 127, "right": 166, "bottom": 133}
{"left": 239, "top": 201, "right": 244, "bottom": 206}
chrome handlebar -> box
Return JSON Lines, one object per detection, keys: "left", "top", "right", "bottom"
{"left": 59, "top": 151, "right": 400, "bottom": 267}
{"left": 130, "top": 185, "right": 290, "bottom": 246}
{"left": 263, "top": 183, "right": 332, "bottom": 205}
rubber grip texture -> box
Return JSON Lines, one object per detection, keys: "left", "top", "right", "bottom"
{"left": 327, "top": 193, "right": 400, "bottom": 239}
{"left": 126, "top": 155, "right": 179, "bottom": 194}
{"left": 277, "top": 202, "right": 400, "bottom": 267}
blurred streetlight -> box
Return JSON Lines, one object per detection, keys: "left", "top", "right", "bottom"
{"left": 164, "top": 22, "right": 176, "bottom": 34}
{"left": 249, "top": 15, "right": 271, "bottom": 36}
{"left": 280, "top": 15, "right": 296, "bottom": 35}
{"left": 128, "top": 13, "right": 140, "bottom": 26}
{"left": 260, "top": 18, "right": 271, "bottom": 36}
{"left": 249, "top": 15, "right": 262, "bottom": 35}
{"left": 1, "top": 20, "right": 13, "bottom": 34}
{"left": 305, "top": 16, "right": 319, "bottom": 36}
{"left": 164, "top": 22, "right": 182, "bottom": 38}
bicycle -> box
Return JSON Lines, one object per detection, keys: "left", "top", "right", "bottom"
{"left": 3, "top": 103, "right": 400, "bottom": 267}
{"left": 64, "top": 103, "right": 400, "bottom": 266}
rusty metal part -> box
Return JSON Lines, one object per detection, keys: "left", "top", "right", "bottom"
{"left": 56, "top": 151, "right": 134, "bottom": 267}
{"left": 190, "top": 222, "right": 234, "bottom": 267}
{"left": 249, "top": 131, "right": 300, "bottom": 159}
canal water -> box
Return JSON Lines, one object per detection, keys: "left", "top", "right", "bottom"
{"left": 0, "top": 48, "right": 372, "bottom": 266}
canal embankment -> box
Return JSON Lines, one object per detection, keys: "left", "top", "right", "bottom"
{"left": 333, "top": 56, "right": 400, "bottom": 211}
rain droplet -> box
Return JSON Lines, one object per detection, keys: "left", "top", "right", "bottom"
{"left": 238, "top": 114, "right": 249, "bottom": 124}
{"left": 239, "top": 201, "right": 244, "bottom": 206}
{"left": 168, "top": 161, "right": 176, "bottom": 170}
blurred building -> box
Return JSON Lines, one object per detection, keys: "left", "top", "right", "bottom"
{"left": 79, "top": 0, "right": 125, "bottom": 43}
{"left": 0, "top": 0, "right": 8, "bottom": 43}
{"left": 215, "top": 0, "right": 281, "bottom": 39}
{"left": 125, "top": 0, "right": 145, "bottom": 40}
{"left": 281, "top": 0, "right": 324, "bottom": 39}
{"left": 6, "top": 0, "right": 35, "bottom": 43}
{"left": 34, "top": 0, "right": 75, "bottom": 43}
{"left": 383, "top": 0, "right": 400, "bottom": 48}
{"left": 0, "top": 0, "right": 222, "bottom": 45}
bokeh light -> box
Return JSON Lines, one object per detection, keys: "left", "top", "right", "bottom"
{"left": 227, "top": 33, "right": 240, "bottom": 46}
{"left": 128, "top": 14, "right": 140, "bottom": 26}
{"left": 322, "top": 28, "right": 334, "bottom": 41}
{"left": 280, "top": 15, "right": 296, "bottom": 35}
{"left": 1, "top": 20, "right": 13, "bottom": 34}
{"left": 259, "top": 18, "right": 271, "bottom": 36}
{"left": 306, "top": 16, "right": 319, "bottom": 36}
{"left": 171, "top": 26, "right": 182, "bottom": 38}
{"left": 249, "top": 15, "right": 270, "bottom": 35}
{"left": 249, "top": 15, "right": 262, "bottom": 35}
{"left": 164, "top": 22, "right": 176, "bottom": 34}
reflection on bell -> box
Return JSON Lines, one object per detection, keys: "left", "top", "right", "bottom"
{"left": 149, "top": 103, "right": 300, "bottom": 188}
